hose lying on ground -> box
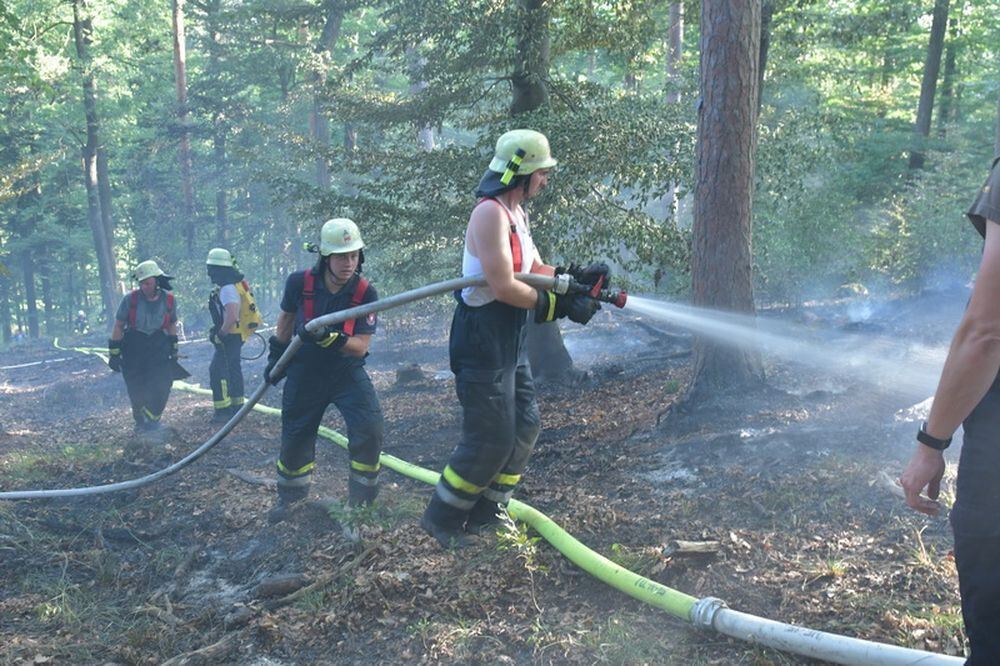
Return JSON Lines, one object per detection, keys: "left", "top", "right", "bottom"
{"left": 1, "top": 274, "right": 963, "bottom": 665}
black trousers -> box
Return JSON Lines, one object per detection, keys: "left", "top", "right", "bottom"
{"left": 276, "top": 361, "right": 384, "bottom": 499}
{"left": 433, "top": 299, "right": 541, "bottom": 515}
{"left": 120, "top": 331, "right": 173, "bottom": 427}
{"left": 951, "top": 385, "right": 1000, "bottom": 665}
{"left": 209, "top": 333, "right": 244, "bottom": 410}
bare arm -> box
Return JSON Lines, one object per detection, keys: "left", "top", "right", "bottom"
{"left": 219, "top": 302, "right": 239, "bottom": 336}
{"left": 275, "top": 310, "right": 295, "bottom": 343}
{"left": 468, "top": 204, "right": 540, "bottom": 309}
{"left": 111, "top": 320, "right": 125, "bottom": 341}
{"left": 901, "top": 219, "right": 1000, "bottom": 514}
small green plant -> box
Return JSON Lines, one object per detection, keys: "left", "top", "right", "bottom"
{"left": 496, "top": 509, "right": 547, "bottom": 610}
{"left": 662, "top": 379, "right": 681, "bottom": 394}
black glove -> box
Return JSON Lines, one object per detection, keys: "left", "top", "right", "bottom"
{"left": 265, "top": 336, "right": 290, "bottom": 385}
{"left": 302, "top": 326, "right": 350, "bottom": 352}
{"left": 557, "top": 262, "right": 612, "bottom": 290}
{"left": 534, "top": 289, "right": 600, "bottom": 326}
{"left": 167, "top": 335, "right": 180, "bottom": 361}
{"left": 208, "top": 325, "right": 224, "bottom": 347}
{"left": 107, "top": 339, "right": 123, "bottom": 372}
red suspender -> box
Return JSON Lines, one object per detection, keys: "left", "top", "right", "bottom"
{"left": 128, "top": 290, "right": 138, "bottom": 328}
{"left": 477, "top": 197, "right": 523, "bottom": 273}
{"left": 341, "top": 277, "right": 370, "bottom": 336}
{"left": 301, "top": 270, "right": 369, "bottom": 335}
{"left": 302, "top": 270, "right": 316, "bottom": 323}
{"left": 127, "top": 290, "right": 173, "bottom": 331}
{"left": 163, "top": 292, "right": 174, "bottom": 330}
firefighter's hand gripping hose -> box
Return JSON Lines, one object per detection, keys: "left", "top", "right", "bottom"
{"left": 4, "top": 276, "right": 960, "bottom": 665}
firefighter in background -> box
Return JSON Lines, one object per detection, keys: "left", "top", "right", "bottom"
{"left": 420, "top": 129, "right": 606, "bottom": 549}
{"left": 206, "top": 248, "right": 261, "bottom": 423}
{"left": 108, "top": 260, "right": 188, "bottom": 438}
{"left": 264, "top": 218, "right": 384, "bottom": 519}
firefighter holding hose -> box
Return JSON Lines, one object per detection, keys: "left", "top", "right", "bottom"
{"left": 264, "top": 218, "right": 384, "bottom": 521}
{"left": 420, "top": 129, "right": 610, "bottom": 549}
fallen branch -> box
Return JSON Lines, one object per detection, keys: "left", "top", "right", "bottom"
{"left": 265, "top": 543, "right": 378, "bottom": 611}
{"left": 664, "top": 540, "right": 720, "bottom": 557}
{"left": 161, "top": 634, "right": 237, "bottom": 666}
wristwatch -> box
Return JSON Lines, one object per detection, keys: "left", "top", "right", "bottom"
{"left": 917, "top": 421, "right": 952, "bottom": 451}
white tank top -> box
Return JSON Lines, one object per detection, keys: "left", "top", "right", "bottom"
{"left": 461, "top": 198, "right": 537, "bottom": 307}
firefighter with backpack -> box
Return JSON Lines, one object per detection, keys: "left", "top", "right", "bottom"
{"left": 206, "top": 248, "right": 262, "bottom": 423}
{"left": 108, "top": 260, "right": 189, "bottom": 439}
{"left": 264, "top": 218, "right": 385, "bottom": 519}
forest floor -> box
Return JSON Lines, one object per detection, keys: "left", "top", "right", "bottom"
{"left": 0, "top": 289, "right": 970, "bottom": 665}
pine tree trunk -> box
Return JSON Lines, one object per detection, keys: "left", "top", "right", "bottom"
{"left": 908, "top": 0, "right": 950, "bottom": 169}
{"left": 687, "top": 0, "right": 764, "bottom": 402}
{"left": 172, "top": 0, "right": 196, "bottom": 254}
{"left": 21, "top": 253, "right": 39, "bottom": 339}
{"left": 310, "top": 1, "right": 345, "bottom": 190}
{"left": 72, "top": 0, "right": 117, "bottom": 327}
{"left": 0, "top": 277, "right": 11, "bottom": 343}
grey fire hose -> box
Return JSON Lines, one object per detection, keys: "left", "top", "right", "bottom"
{"left": 0, "top": 273, "right": 962, "bottom": 665}
{"left": 0, "top": 273, "right": 560, "bottom": 501}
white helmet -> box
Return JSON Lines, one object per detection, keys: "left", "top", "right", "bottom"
{"left": 319, "top": 218, "right": 365, "bottom": 256}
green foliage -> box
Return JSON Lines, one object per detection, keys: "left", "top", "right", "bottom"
{"left": 1, "top": 0, "right": 999, "bottom": 339}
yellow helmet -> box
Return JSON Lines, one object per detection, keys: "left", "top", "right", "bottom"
{"left": 133, "top": 260, "right": 165, "bottom": 282}
{"left": 319, "top": 218, "right": 365, "bottom": 256}
{"left": 487, "top": 129, "right": 558, "bottom": 180}
{"left": 206, "top": 247, "right": 235, "bottom": 267}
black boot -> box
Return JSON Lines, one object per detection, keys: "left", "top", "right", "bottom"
{"left": 268, "top": 485, "right": 309, "bottom": 524}
{"left": 211, "top": 409, "right": 231, "bottom": 424}
{"left": 465, "top": 497, "right": 505, "bottom": 536}
{"left": 347, "top": 477, "right": 378, "bottom": 507}
{"left": 421, "top": 494, "right": 473, "bottom": 550}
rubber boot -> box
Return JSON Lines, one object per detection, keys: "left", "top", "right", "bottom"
{"left": 211, "top": 409, "right": 231, "bottom": 425}
{"left": 465, "top": 497, "right": 505, "bottom": 536}
{"left": 420, "top": 494, "right": 473, "bottom": 550}
{"left": 347, "top": 477, "right": 378, "bottom": 507}
{"left": 268, "top": 485, "right": 309, "bottom": 524}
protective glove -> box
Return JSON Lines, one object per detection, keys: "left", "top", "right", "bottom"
{"left": 265, "top": 336, "right": 290, "bottom": 385}
{"left": 534, "top": 289, "right": 600, "bottom": 326}
{"left": 167, "top": 335, "right": 180, "bottom": 361}
{"left": 208, "top": 325, "right": 224, "bottom": 347}
{"left": 107, "top": 339, "right": 123, "bottom": 372}
{"left": 557, "top": 262, "right": 612, "bottom": 290}
{"left": 302, "top": 326, "right": 350, "bottom": 352}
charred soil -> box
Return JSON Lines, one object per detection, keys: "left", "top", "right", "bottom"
{"left": 0, "top": 292, "right": 968, "bottom": 664}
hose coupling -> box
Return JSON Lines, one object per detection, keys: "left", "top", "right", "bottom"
{"left": 690, "top": 596, "right": 727, "bottom": 629}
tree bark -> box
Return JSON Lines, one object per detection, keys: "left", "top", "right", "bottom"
{"left": 0, "top": 276, "right": 11, "bottom": 343}
{"left": 407, "top": 46, "right": 435, "bottom": 151}
{"left": 72, "top": 0, "right": 117, "bottom": 326}
{"left": 758, "top": 0, "right": 774, "bottom": 112}
{"left": 310, "top": 1, "right": 345, "bottom": 190}
{"left": 21, "top": 252, "right": 39, "bottom": 339}
{"left": 172, "top": 0, "right": 196, "bottom": 254}
{"left": 687, "top": 0, "right": 764, "bottom": 402}
{"left": 666, "top": 3, "right": 683, "bottom": 105}
{"left": 935, "top": 16, "right": 957, "bottom": 138}
{"left": 510, "top": 0, "right": 551, "bottom": 115}
{"left": 908, "top": 0, "right": 950, "bottom": 170}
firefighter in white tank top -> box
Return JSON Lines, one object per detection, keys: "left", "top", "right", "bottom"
{"left": 420, "top": 129, "right": 610, "bottom": 549}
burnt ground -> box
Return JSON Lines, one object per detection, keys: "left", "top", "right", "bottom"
{"left": 0, "top": 290, "right": 970, "bottom": 665}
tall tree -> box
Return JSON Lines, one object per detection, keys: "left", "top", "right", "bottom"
{"left": 72, "top": 0, "right": 117, "bottom": 325}
{"left": 172, "top": 0, "right": 196, "bottom": 253}
{"left": 688, "top": 0, "right": 764, "bottom": 401}
{"left": 310, "top": 0, "right": 346, "bottom": 190}
{"left": 908, "top": 0, "right": 950, "bottom": 169}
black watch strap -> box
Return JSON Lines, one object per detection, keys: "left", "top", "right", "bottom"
{"left": 917, "top": 421, "right": 952, "bottom": 451}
